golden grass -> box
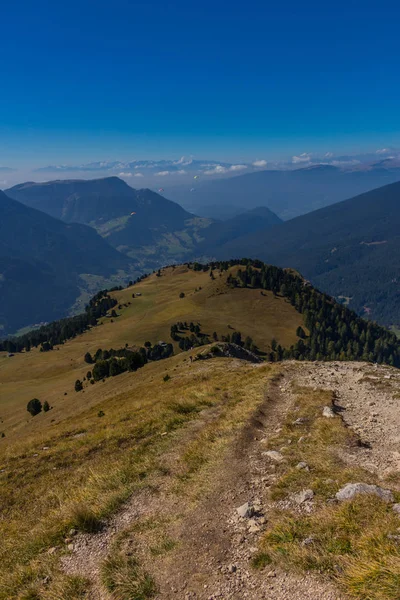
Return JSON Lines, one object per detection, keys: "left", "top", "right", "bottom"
{"left": 1, "top": 348, "right": 276, "bottom": 598}
{"left": 259, "top": 382, "right": 400, "bottom": 599}
{"left": 0, "top": 265, "right": 302, "bottom": 442}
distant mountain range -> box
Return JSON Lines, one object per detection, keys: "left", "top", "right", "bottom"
{"left": 169, "top": 163, "right": 400, "bottom": 220}
{"left": 6, "top": 177, "right": 213, "bottom": 270}
{"left": 0, "top": 190, "right": 136, "bottom": 335}
{"left": 4, "top": 174, "right": 400, "bottom": 334}
{"left": 195, "top": 207, "right": 282, "bottom": 255}
{"left": 214, "top": 180, "right": 400, "bottom": 326}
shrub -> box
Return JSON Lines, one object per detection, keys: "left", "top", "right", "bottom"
{"left": 163, "top": 374, "right": 171, "bottom": 382}
{"left": 179, "top": 292, "right": 185, "bottom": 298}
{"left": 98, "top": 410, "right": 105, "bottom": 417}
{"left": 84, "top": 352, "right": 93, "bottom": 364}
{"left": 75, "top": 379, "right": 83, "bottom": 392}
{"left": 27, "top": 398, "right": 42, "bottom": 416}
{"left": 43, "top": 400, "right": 50, "bottom": 412}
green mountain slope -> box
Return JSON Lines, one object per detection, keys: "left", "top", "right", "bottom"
{"left": 195, "top": 206, "right": 282, "bottom": 255}
{"left": 6, "top": 177, "right": 212, "bottom": 268}
{"left": 216, "top": 181, "right": 400, "bottom": 326}
{"left": 0, "top": 191, "right": 135, "bottom": 335}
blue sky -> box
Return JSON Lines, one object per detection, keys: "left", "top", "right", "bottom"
{"left": 1, "top": 0, "right": 400, "bottom": 169}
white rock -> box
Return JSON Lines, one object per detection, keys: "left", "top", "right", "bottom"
{"left": 236, "top": 502, "right": 254, "bottom": 518}
{"left": 322, "top": 406, "right": 335, "bottom": 418}
{"left": 296, "top": 461, "right": 309, "bottom": 471}
{"left": 294, "top": 489, "right": 314, "bottom": 504}
{"left": 392, "top": 503, "right": 400, "bottom": 514}
{"left": 264, "top": 450, "right": 284, "bottom": 462}
{"left": 336, "top": 483, "right": 394, "bottom": 502}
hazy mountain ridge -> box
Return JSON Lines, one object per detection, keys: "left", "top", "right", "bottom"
{"left": 0, "top": 190, "right": 135, "bottom": 335}
{"left": 215, "top": 180, "right": 400, "bottom": 325}
{"left": 169, "top": 163, "right": 400, "bottom": 220}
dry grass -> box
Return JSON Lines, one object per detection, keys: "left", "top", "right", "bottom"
{"left": 259, "top": 383, "right": 400, "bottom": 599}
{"left": 101, "top": 552, "right": 156, "bottom": 600}
{"left": 1, "top": 351, "right": 276, "bottom": 598}
{"left": 0, "top": 265, "right": 302, "bottom": 442}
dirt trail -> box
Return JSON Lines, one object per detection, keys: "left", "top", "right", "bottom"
{"left": 293, "top": 361, "right": 400, "bottom": 481}
{"left": 62, "top": 360, "right": 400, "bottom": 599}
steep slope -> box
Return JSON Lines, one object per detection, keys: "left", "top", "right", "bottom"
{"left": 6, "top": 176, "right": 138, "bottom": 222}
{"left": 195, "top": 206, "right": 282, "bottom": 254}
{"left": 2, "top": 263, "right": 400, "bottom": 600}
{"left": 6, "top": 177, "right": 212, "bottom": 268}
{"left": 216, "top": 181, "right": 400, "bottom": 325}
{"left": 168, "top": 164, "right": 400, "bottom": 220}
{"left": 0, "top": 191, "right": 134, "bottom": 335}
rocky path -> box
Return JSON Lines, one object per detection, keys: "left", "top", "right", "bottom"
{"left": 61, "top": 360, "right": 400, "bottom": 599}
{"left": 293, "top": 361, "right": 400, "bottom": 482}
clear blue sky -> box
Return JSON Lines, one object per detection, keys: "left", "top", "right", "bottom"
{"left": 1, "top": 0, "right": 400, "bottom": 167}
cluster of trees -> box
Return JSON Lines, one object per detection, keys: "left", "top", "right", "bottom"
{"left": 0, "top": 290, "right": 118, "bottom": 353}
{"left": 27, "top": 398, "right": 50, "bottom": 416}
{"left": 80, "top": 342, "right": 174, "bottom": 385}
{"left": 187, "top": 259, "right": 400, "bottom": 367}
{"left": 170, "top": 321, "right": 210, "bottom": 351}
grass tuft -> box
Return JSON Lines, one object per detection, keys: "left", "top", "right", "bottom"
{"left": 101, "top": 552, "right": 156, "bottom": 599}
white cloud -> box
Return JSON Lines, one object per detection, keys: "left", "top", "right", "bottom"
{"left": 376, "top": 148, "right": 391, "bottom": 154}
{"left": 118, "top": 172, "right": 132, "bottom": 177}
{"left": 134, "top": 172, "right": 144, "bottom": 177}
{"left": 252, "top": 160, "right": 267, "bottom": 168}
{"left": 155, "top": 171, "right": 170, "bottom": 176}
{"left": 292, "top": 152, "right": 312, "bottom": 164}
{"left": 173, "top": 156, "right": 193, "bottom": 166}
{"left": 324, "top": 152, "right": 333, "bottom": 158}
{"left": 203, "top": 165, "right": 228, "bottom": 175}
{"left": 229, "top": 164, "right": 247, "bottom": 171}
{"left": 176, "top": 169, "right": 187, "bottom": 175}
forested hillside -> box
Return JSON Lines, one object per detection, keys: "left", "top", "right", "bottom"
{"left": 0, "top": 191, "right": 135, "bottom": 335}
{"left": 214, "top": 181, "right": 400, "bottom": 326}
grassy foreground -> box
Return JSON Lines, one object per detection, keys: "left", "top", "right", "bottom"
{"left": 0, "top": 351, "right": 277, "bottom": 599}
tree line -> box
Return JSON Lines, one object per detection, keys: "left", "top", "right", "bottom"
{"left": 0, "top": 270, "right": 155, "bottom": 354}
{"left": 187, "top": 259, "right": 400, "bottom": 366}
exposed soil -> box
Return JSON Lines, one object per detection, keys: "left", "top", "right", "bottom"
{"left": 62, "top": 360, "right": 400, "bottom": 599}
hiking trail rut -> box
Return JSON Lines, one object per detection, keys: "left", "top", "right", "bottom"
{"left": 62, "top": 360, "right": 400, "bottom": 599}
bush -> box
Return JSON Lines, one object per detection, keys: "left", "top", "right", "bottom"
{"left": 43, "top": 400, "right": 50, "bottom": 412}
{"left": 98, "top": 410, "right": 105, "bottom": 417}
{"left": 93, "top": 360, "right": 110, "bottom": 381}
{"left": 84, "top": 352, "right": 93, "bottom": 364}
{"left": 179, "top": 292, "right": 185, "bottom": 298}
{"left": 75, "top": 379, "right": 83, "bottom": 392}
{"left": 163, "top": 374, "right": 171, "bottom": 382}
{"left": 27, "top": 398, "right": 42, "bottom": 416}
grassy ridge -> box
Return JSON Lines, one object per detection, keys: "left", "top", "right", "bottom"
{"left": 0, "top": 265, "right": 302, "bottom": 442}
